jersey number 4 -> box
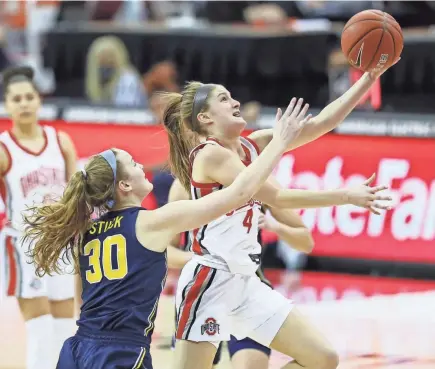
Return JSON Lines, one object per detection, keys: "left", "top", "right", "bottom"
{"left": 243, "top": 209, "right": 253, "bottom": 233}
{"left": 84, "top": 234, "right": 128, "bottom": 284}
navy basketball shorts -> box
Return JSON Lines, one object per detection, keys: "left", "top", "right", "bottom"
{"left": 56, "top": 336, "right": 151, "bottom": 369}
{"left": 227, "top": 335, "right": 271, "bottom": 358}
{"left": 171, "top": 335, "right": 223, "bottom": 365}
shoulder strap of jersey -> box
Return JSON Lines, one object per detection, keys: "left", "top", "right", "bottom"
{"left": 240, "top": 136, "right": 260, "bottom": 161}
{"left": 188, "top": 140, "right": 220, "bottom": 173}
{"left": 43, "top": 125, "right": 57, "bottom": 142}
{"left": 0, "top": 131, "right": 16, "bottom": 149}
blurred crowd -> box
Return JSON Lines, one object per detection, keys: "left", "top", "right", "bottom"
{"left": 0, "top": 1, "right": 434, "bottom": 121}
{"left": 0, "top": 1, "right": 434, "bottom": 272}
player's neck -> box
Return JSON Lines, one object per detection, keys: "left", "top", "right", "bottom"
{"left": 11, "top": 122, "right": 41, "bottom": 139}
{"left": 112, "top": 199, "right": 142, "bottom": 211}
{"left": 209, "top": 134, "right": 244, "bottom": 156}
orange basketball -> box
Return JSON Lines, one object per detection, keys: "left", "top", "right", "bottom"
{"left": 341, "top": 10, "right": 403, "bottom": 72}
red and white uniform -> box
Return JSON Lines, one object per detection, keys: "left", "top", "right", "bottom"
{"left": 188, "top": 137, "right": 263, "bottom": 275}
{"left": 0, "top": 126, "right": 74, "bottom": 299}
{"left": 176, "top": 137, "right": 293, "bottom": 347}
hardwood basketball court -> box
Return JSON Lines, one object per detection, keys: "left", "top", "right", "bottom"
{"left": 1, "top": 294, "right": 433, "bottom": 369}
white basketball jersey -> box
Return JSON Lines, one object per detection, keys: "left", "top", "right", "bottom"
{"left": 189, "top": 137, "right": 262, "bottom": 276}
{"left": 0, "top": 126, "right": 67, "bottom": 231}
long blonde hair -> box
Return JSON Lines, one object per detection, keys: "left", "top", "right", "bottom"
{"left": 23, "top": 149, "right": 126, "bottom": 277}
{"left": 85, "top": 36, "right": 142, "bottom": 102}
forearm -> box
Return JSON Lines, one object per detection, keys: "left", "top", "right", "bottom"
{"left": 313, "top": 72, "right": 374, "bottom": 129}
{"left": 167, "top": 245, "right": 192, "bottom": 269}
{"left": 276, "top": 188, "right": 348, "bottom": 209}
{"left": 272, "top": 223, "right": 314, "bottom": 253}
{"left": 230, "top": 138, "right": 285, "bottom": 201}
{"left": 288, "top": 72, "right": 375, "bottom": 150}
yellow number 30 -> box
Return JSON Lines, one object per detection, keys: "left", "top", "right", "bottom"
{"left": 84, "top": 234, "right": 128, "bottom": 283}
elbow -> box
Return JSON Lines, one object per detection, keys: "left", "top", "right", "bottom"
{"left": 302, "top": 232, "right": 315, "bottom": 254}
{"left": 296, "top": 229, "right": 315, "bottom": 254}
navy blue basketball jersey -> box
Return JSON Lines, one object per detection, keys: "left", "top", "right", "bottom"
{"left": 76, "top": 207, "right": 167, "bottom": 347}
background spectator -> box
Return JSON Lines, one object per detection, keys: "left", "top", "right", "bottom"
{"left": 85, "top": 35, "right": 147, "bottom": 107}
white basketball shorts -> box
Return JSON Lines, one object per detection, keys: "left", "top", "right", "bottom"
{"left": 175, "top": 259, "right": 293, "bottom": 348}
{"left": 0, "top": 227, "right": 74, "bottom": 300}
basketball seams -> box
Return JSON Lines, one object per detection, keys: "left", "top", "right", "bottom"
{"left": 366, "top": 9, "right": 402, "bottom": 36}
{"left": 345, "top": 28, "right": 380, "bottom": 64}
{"left": 385, "top": 20, "right": 402, "bottom": 40}
{"left": 345, "top": 27, "right": 383, "bottom": 58}
{"left": 385, "top": 28, "right": 396, "bottom": 63}
{"left": 365, "top": 28, "right": 385, "bottom": 71}
{"left": 342, "top": 18, "right": 384, "bottom": 33}
{"left": 386, "top": 23, "right": 403, "bottom": 50}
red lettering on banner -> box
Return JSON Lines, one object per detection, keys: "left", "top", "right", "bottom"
{"left": 273, "top": 134, "right": 435, "bottom": 262}
{"left": 0, "top": 119, "right": 432, "bottom": 262}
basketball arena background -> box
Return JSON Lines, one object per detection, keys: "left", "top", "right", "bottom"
{"left": 0, "top": 2, "right": 435, "bottom": 368}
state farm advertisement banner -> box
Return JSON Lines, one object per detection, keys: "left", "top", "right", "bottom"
{"left": 0, "top": 119, "right": 433, "bottom": 263}
{"left": 273, "top": 134, "right": 435, "bottom": 263}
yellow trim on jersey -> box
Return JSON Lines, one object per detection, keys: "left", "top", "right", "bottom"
{"left": 144, "top": 254, "right": 168, "bottom": 337}
{"left": 144, "top": 300, "right": 158, "bottom": 336}
{"left": 132, "top": 347, "right": 146, "bottom": 369}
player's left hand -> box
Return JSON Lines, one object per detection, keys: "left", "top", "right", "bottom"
{"left": 258, "top": 212, "right": 278, "bottom": 232}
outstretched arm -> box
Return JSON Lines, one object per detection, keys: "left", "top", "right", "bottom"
{"left": 250, "top": 65, "right": 398, "bottom": 152}
{"left": 200, "top": 145, "right": 391, "bottom": 212}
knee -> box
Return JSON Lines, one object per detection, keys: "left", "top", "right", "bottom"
{"left": 318, "top": 347, "right": 339, "bottom": 369}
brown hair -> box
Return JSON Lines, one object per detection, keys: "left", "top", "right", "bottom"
{"left": 162, "top": 81, "right": 216, "bottom": 191}
{"left": 2, "top": 66, "right": 38, "bottom": 98}
{"left": 23, "top": 149, "right": 126, "bottom": 277}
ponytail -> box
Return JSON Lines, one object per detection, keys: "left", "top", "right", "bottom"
{"left": 161, "top": 81, "right": 215, "bottom": 192}
{"left": 162, "top": 93, "right": 193, "bottom": 191}
{"left": 23, "top": 153, "right": 120, "bottom": 276}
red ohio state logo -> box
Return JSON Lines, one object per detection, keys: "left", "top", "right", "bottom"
{"left": 201, "top": 317, "right": 220, "bottom": 336}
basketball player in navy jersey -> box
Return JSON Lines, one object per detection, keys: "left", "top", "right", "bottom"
{"left": 22, "top": 98, "right": 311, "bottom": 368}
{"left": 168, "top": 178, "right": 314, "bottom": 369}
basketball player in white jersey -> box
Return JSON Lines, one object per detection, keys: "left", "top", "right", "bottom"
{"left": 163, "top": 62, "right": 396, "bottom": 369}
{"left": 168, "top": 177, "right": 314, "bottom": 369}
{"left": 0, "top": 66, "right": 78, "bottom": 369}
